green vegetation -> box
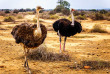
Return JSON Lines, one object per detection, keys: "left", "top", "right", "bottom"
{"left": 13, "top": 9, "right": 19, "bottom": 14}
{"left": 50, "top": 15, "right": 59, "bottom": 19}
{"left": 76, "top": 15, "right": 87, "bottom": 20}
{"left": 4, "top": 16, "right": 15, "bottom": 22}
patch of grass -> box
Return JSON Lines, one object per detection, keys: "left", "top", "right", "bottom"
{"left": 4, "top": 16, "right": 15, "bottom": 22}
{"left": 91, "top": 24, "right": 107, "bottom": 33}
{"left": 80, "top": 60, "right": 110, "bottom": 70}
{"left": 27, "top": 45, "right": 70, "bottom": 61}
{"left": 68, "top": 59, "right": 110, "bottom": 70}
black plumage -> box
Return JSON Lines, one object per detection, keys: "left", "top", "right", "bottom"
{"left": 53, "top": 19, "right": 82, "bottom": 37}
{"left": 11, "top": 23, "right": 47, "bottom": 48}
{"left": 53, "top": 18, "right": 82, "bottom": 52}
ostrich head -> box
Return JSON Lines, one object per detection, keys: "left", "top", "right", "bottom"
{"left": 70, "top": 8, "right": 75, "bottom": 13}
{"left": 36, "top": 6, "right": 44, "bottom": 12}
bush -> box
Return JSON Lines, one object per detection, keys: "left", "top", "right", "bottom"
{"left": 50, "top": 15, "right": 59, "bottom": 19}
{"left": 80, "top": 11, "right": 86, "bottom": 16}
{"left": 13, "top": 9, "right": 19, "bottom": 14}
{"left": 62, "top": 8, "right": 70, "bottom": 15}
{"left": 49, "top": 10, "right": 56, "bottom": 15}
{"left": 76, "top": 15, "right": 86, "bottom": 20}
{"left": 74, "top": 11, "right": 80, "bottom": 16}
{"left": 91, "top": 24, "right": 107, "bottom": 33}
{"left": 4, "top": 16, "right": 15, "bottom": 22}
{"left": 17, "top": 15, "right": 23, "bottom": 19}
{"left": 99, "top": 9, "right": 108, "bottom": 14}
{"left": 90, "top": 12, "right": 105, "bottom": 20}
{"left": 5, "top": 10, "right": 10, "bottom": 13}
{"left": 54, "top": 5, "right": 64, "bottom": 13}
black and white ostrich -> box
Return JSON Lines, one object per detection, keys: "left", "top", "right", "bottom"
{"left": 53, "top": 9, "right": 82, "bottom": 53}
{"left": 11, "top": 6, "right": 47, "bottom": 73}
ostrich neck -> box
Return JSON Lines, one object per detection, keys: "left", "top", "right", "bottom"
{"left": 71, "top": 12, "right": 74, "bottom": 26}
{"left": 34, "top": 10, "right": 42, "bottom": 37}
{"left": 37, "top": 11, "right": 40, "bottom": 28}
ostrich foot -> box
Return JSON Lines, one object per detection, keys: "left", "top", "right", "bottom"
{"left": 24, "top": 66, "right": 31, "bottom": 74}
{"left": 59, "top": 50, "right": 62, "bottom": 53}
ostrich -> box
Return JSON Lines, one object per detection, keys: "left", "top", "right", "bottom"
{"left": 11, "top": 6, "right": 47, "bottom": 73}
{"left": 53, "top": 8, "right": 82, "bottom": 53}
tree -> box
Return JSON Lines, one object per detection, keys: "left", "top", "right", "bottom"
{"left": 54, "top": 5, "right": 64, "bottom": 13}
{"left": 100, "top": 9, "right": 108, "bottom": 14}
{"left": 62, "top": 1, "right": 70, "bottom": 8}
{"left": 58, "top": 0, "right": 63, "bottom": 5}
{"left": 13, "top": 9, "right": 19, "bottom": 14}
{"left": 57, "top": 0, "right": 70, "bottom": 8}
{"left": 5, "top": 9, "right": 10, "bottom": 13}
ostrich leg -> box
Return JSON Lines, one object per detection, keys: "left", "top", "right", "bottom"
{"left": 23, "top": 46, "right": 31, "bottom": 74}
{"left": 63, "top": 37, "right": 67, "bottom": 51}
{"left": 58, "top": 30, "right": 62, "bottom": 53}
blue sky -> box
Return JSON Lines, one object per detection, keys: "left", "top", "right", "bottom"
{"left": 0, "top": 0, "right": 110, "bottom": 9}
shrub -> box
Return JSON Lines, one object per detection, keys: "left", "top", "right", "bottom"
{"left": 50, "top": 15, "right": 59, "bottom": 19}
{"left": 80, "top": 11, "right": 86, "bottom": 16}
{"left": 5, "top": 10, "right": 10, "bottom": 13}
{"left": 4, "top": 16, "right": 15, "bottom": 22}
{"left": 62, "top": 8, "right": 70, "bottom": 15}
{"left": 17, "top": 15, "right": 23, "bottom": 19}
{"left": 13, "top": 9, "right": 19, "bottom": 14}
{"left": 90, "top": 12, "right": 105, "bottom": 20}
{"left": 76, "top": 15, "right": 86, "bottom": 20}
{"left": 54, "top": 5, "right": 64, "bottom": 13}
{"left": 91, "top": 24, "right": 107, "bottom": 33}
{"left": 74, "top": 11, "right": 80, "bottom": 16}
{"left": 99, "top": 9, "right": 108, "bottom": 14}
{"left": 49, "top": 10, "right": 56, "bottom": 15}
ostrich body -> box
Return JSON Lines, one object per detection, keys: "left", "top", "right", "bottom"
{"left": 11, "top": 6, "right": 47, "bottom": 73}
{"left": 53, "top": 9, "right": 82, "bottom": 52}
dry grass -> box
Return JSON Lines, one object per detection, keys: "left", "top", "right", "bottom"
{"left": 4, "top": 16, "right": 15, "bottom": 22}
{"left": 27, "top": 45, "right": 71, "bottom": 62}
{"left": 17, "top": 15, "right": 23, "bottom": 19}
{"left": 91, "top": 24, "right": 108, "bottom": 33}
{"left": 68, "top": 60, "right": 110, "bottom": 70}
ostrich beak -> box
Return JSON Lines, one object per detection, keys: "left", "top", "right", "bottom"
{"left": 72, "top": 9, "right": 75, "bottom": 11}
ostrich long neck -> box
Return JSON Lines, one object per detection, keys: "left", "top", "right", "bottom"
{"left": 37, "top": 10, "right": 40, "bottom": 28}
{"left": 34, "top": 10, "right": 42, "bottom": 37}
{"left": 71, "top": 12, "right": 74, "bottom": 26}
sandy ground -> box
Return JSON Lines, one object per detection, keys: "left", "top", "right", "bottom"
{"left": 0, "top": 15, "right": 110, "bottom": 74}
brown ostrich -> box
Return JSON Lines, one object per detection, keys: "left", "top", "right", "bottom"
{"left": 11, "top": 6, "right": 47, "bottom": 73}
